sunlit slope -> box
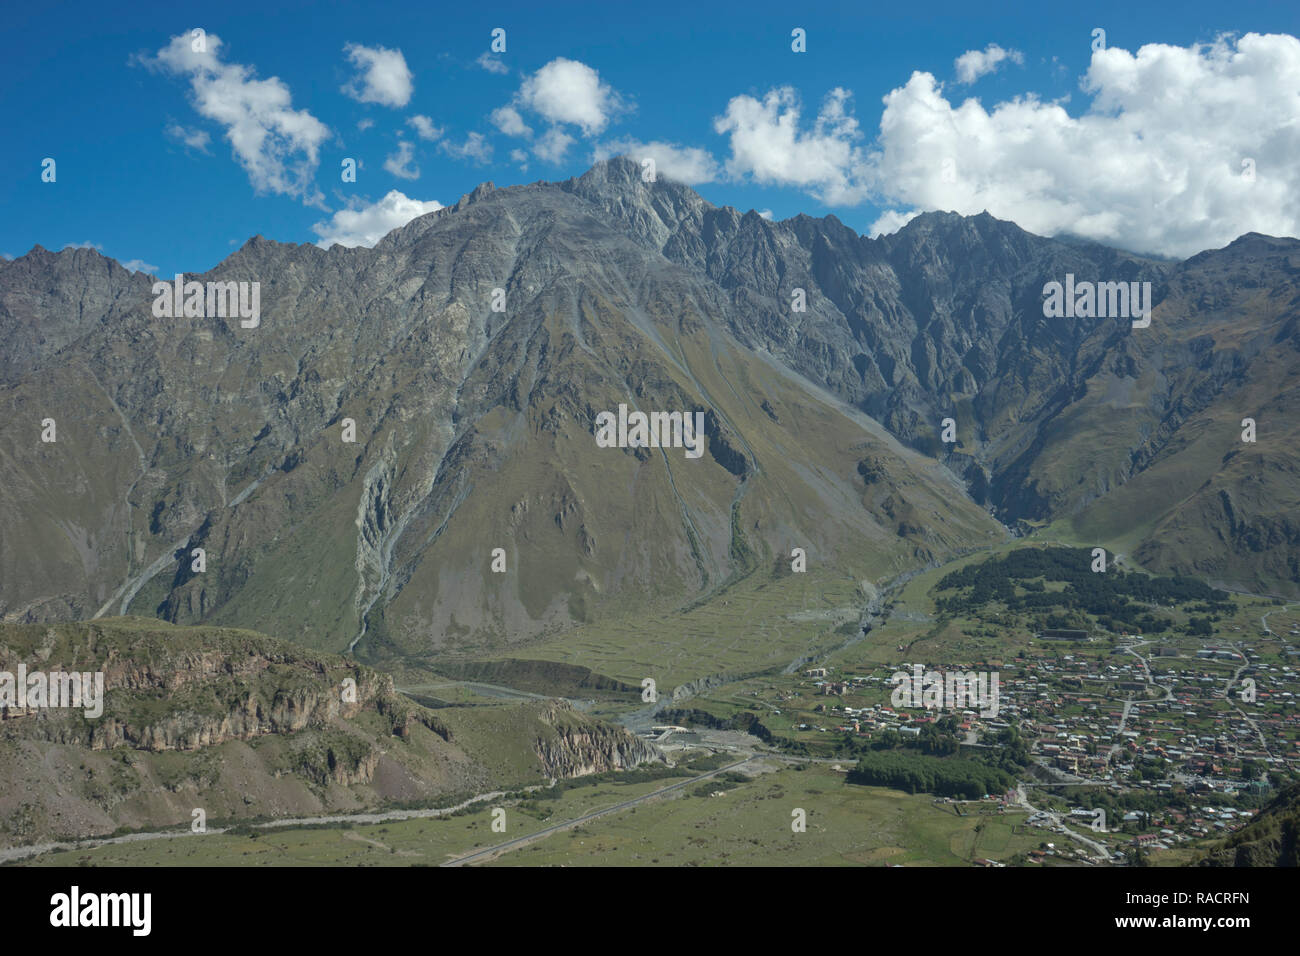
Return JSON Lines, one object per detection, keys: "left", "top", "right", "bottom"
{"left": 0, "top": 171, "right": 1001, "bottom": 662}
{"left": 364, "top": 261, "right": 1003, "bottom": 664}
{"left": 1053, "top": 249, "right": 1300, "bottom": 594}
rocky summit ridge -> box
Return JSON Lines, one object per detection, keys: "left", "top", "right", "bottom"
{"left": 2, "top": 157, "right": 1297, "bottom": 668}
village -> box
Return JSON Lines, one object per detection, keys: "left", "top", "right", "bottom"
{"left": 716, "top": 622, "right": 1300, "bottom": 861}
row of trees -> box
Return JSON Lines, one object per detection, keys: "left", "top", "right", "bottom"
{"left": 847, "top": 751, "right": 1015, "bottom": 800}
{"left": 934, "top": 547, "right": 1232, "bottom": 633}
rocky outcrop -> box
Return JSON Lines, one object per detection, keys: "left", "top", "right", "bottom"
{"left": 0, "top": 619, "right": 662, "bottom": 849}
{"left": 532, "top": 701, "right": 660, "bottom": 777}
{"left": 0, "top": 619, "right": 437, "bottom": 753}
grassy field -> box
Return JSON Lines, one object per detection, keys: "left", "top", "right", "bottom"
{"left": 16, "top": 765, "right": 1044, "bottom": 867}
{"left": 18, "top": 771, "right": 694, "bottom": 867}
{"left": 15, "top": 541, "right": 1284, "bottom": 867}
{"left": 493, "top": 765, "right": 1042, "bottom": 867}
{"left": 641, "top": 537, "right": 1300, "bottom": 760}
{"left": 496, "top": 567, "right": 867, "bottom": 689}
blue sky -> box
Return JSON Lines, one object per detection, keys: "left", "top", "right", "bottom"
{"left": 3, "top": 0, "right": 1299, "bottom": 276}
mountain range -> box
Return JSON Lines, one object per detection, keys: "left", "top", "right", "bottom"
{"left": 2, "top": 156, "right": 1297, "bottom": 671}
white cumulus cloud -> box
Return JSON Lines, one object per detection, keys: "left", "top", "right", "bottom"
{"left": 593, "top": 139, "right": 720, "bottom": 184}
{"left": 516, "top": 58, "right": 623, "bottom": 136}
{"left": 954, "top": 43, "right": 1023, "bottom": 84}
{"left": 714, "top": 34, "right": 1300, "bottom": 258}
{"left": 165, "top": 122, "right": 211, "bottom": 152}
{"left": 312, "top": 190, "right": 443, "bottom": 248}
{"left": 867, "top": 33, "right": 1300, "bottom": 257}
{"left": 476, "top": 52, "right": 509, "bottom": 75}
{"left": 384, "top": 140, "right": 419, "bottom": 180}
{"left": 491, "top": 105, "right": 532, "bottom": 137}
{"left": 146, "top": 31, "right": 329, "bottom": 205}
{"left": 440, "top": 132, "right": 493, "bottom": 164}
{"left": 407, "top": 115, "right": 443, "bottom": 141}
{"left": 714, "top": 86, "right": 869, "bottom": 205}
{"left": 533, "top": 127, "right": 574, "bottom": 162}
{"left": 868, "top": 209, "right": 920, "bottom": 237}
{"left": 486, "top": 58, "right": 625, "bottom": 166}
{"left": 341, "top": 43, "right": 413, "bottom": 108}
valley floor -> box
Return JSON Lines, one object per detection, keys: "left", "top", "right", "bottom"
{"left": 17, "top": 763, "right": 1057, "bottom": 868}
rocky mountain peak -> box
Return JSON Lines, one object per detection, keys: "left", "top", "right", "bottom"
{"left": 1, "top": 160, "right": 1297, "bottom": 660}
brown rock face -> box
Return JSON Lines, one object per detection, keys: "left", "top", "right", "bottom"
{"left": 532, "top": 701, "right": 660, "bottom": 778}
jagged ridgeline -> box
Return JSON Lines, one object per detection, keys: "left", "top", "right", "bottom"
{"left": 1, "top": 157, "right": 1298, "bottom": 663}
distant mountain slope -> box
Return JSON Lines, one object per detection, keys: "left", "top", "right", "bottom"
{"left": 569, "top": 160, "right": 1300, "bottom": 594}
{"left": 1, "top": 157, "right": 1295, "bottom": 665}
{"left": 0, "top": 163, "right": 1001, "bottom": 662}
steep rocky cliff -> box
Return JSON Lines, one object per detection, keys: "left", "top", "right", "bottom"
{"left": 0, "top": 618, "right": 659, "bottom": 848}
{"left": 532, "top": 701, "right": 659, "bottom": 777}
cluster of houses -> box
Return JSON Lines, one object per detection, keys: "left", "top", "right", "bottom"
{"left": 786, "top": 642, "right": 1299, "bottom": 854}
{"left": 801, "top": 669, "right": 988, "bottom": 738}
{"left": 920, "top": 651, "right": 1300, "bottom": 773}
